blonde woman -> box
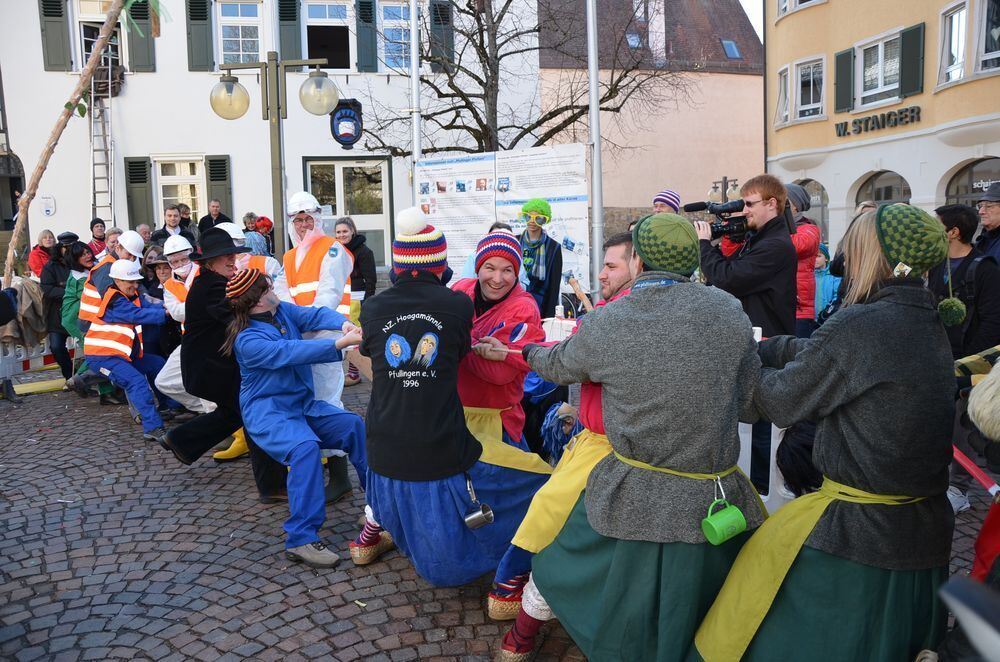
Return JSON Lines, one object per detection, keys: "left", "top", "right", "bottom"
{"left": 28, "top": 229, "right": 56, "bottom": 277}
{"left": 694, "top": 205, "right": 956, "bottom": 661}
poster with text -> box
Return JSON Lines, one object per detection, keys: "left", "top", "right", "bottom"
{"left": 415, "top": 144, "right": 590, "bottom": 291}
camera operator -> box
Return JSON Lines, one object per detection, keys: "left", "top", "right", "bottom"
{"left": 694, "top": 174, "right": 797, "bottom": 337}
{"left": 694, "top": 174, "right": 797, "bottom": 495}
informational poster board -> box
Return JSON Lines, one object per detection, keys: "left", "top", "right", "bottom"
{"left": 415, "top": 143, "right": 590, "bottom": 291}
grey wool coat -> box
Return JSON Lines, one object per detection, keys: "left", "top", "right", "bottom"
{"left": 525, "top": 271, "right": 768, "bottom": 544}
{"left": 755, "top": 281, "right": 955, "bottom": 570}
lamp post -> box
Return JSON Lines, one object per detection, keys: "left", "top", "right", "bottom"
{"left": 209, "top": 51, "right": 340, "bottom": 255}
{"left": 707, "top": 176, "right": 740, "bottom": 204}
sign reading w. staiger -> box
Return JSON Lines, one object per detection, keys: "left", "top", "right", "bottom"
{"left": 415, "top": 143, "right": 591, "bottom": 292}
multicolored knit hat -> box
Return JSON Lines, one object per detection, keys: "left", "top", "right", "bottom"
{"left": 226, "top": 268, "right": 264, "bottom": 300}
{"left": 631, "top": 213, "right": 700, "bottom": 276}
{"left": 475, "top": 231, "right": 522, "bottom": 273}
{"left": 392, "top": 207, "right": 448, "bottom": 275}
{"left": 652, "top": 189, "right": 681, "bottom": 213}
{"left": 874, "top": 204, "right": 948, "bottom": 276}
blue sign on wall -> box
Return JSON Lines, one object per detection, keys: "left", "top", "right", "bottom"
{"left": 330, "top": 99, "right": 363, "bottom": 149}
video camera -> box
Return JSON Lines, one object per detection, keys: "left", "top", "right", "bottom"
{"left": 682, "top": 200, "right": 748, "bottom": 240}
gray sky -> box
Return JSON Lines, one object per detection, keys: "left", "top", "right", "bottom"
{"left": 739, "top": 0, "right": 764, "bottom": 42}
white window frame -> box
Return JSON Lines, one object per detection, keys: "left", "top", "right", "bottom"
{"left": 854, "top": 28, "right": 903, "bottom": 111}
{"left": 153, "top": 158, "right": 207, "bottom": 226}
{"left": 304, "top": 1, "right": 355, "bottom": 72}
{"left": 379, "top": 1, "right": 412, "bottom": 72}
{"left": 939, "top": 1, "right": 969, "bottom": 84}
{"left": 975, "top": 0, "right": 1000, "bottom": 72}
{"left": 216, "top": 0, "right": 264, "bottom": 67}
{"left": 774, "top": 65, "right": 790, "bottom": 127}
{"left": 72, "top": 0, "right": 129, "bottom": 71}
{"left": 776, "top": 0, "right": 826, "bottom": 21}
{"left": 795, "top": 56, "right": 825, "bottom": 119}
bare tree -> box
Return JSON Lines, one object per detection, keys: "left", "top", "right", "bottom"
{"left": 358, "top": 0, "right": 693, "bottom": 158}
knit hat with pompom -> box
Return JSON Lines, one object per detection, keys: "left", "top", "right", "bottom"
{"left": 392, "top": 207, "right": 448, "bottom": 275}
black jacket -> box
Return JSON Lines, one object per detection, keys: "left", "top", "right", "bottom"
{"left": 198, "top": 213, "right": 232, "bottom": 235}
{"left": 39, "top": 259, "right": 70, "bottom": 334}
{"left": 181, "top": 269, "right": 239, "bottom": 406}
{"left": 346, "top": 234, "right": 378, "bottom": 301}
{"left": 700, "top": 216, "right": 797, "bottom": 337}
{"left": 359, "top": 270, "right": 482, "bottom": 481}
{"left": 927, "top": 248, "right": 1000, "bottom": 358}
{"left": 150, "top": 226, "right": 196, "bottom": 248}
{"left": 522, "top": 233, "right": 563, "bottom": 318}
{"left": 0, "top": 289, "right": 15, "bottom": 327}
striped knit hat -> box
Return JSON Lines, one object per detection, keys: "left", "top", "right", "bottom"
{"left": 392, "top": 207, "right": 448, "bottom": 275}
{"left": 226, "top": 268, "right": 264, "bottom": 300}
{"left": 652, "top": 189, "right": 681, "bottom": 213}
{"left": 475, "top": 231, "right": 522, "bottom": 273}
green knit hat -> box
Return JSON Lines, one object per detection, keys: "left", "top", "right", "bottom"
{"left": 521, "top": 198, "right": 552, "bottom": 219}
{"left": 874, "top": 204, "right": 948, "bottom": 276}
{"left": 631, "top": 213, "right": 700, "bottom": 276}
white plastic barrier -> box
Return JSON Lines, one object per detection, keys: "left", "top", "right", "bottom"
{"left": 737, "top": 422, "right": 793, "bottom": 514}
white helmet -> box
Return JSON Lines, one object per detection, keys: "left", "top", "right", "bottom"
{"left": 214, "top": 222, "right": 246, "bottom": 246}
{"left": 286, "top": 191, "right": 320, "bottom": 217}
{"left": 117, "top": 230, "right": 145, "bottom": 259}
{"left": 109, "top": 258, "right": 143, "bottom": 281}
{"left": 163, "top": 235, "right": 193, "bottom": 256}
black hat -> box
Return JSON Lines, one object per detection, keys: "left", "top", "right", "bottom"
{"left": 89, "top": 218, "right": 105, "bottom": 230}
{"left": 57, "top": 231, "right": 79, "bottom": 245}
{"left": 190, "top": 227, "right": 251, "bottom": 262}
{"left": 978, "top": 182, "right": 1000, "bottom": 204}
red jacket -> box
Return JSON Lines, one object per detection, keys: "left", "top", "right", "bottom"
{"left": 453, "top": 278, "right": 545, "bottom": 442}
{"left": 27, "top": 245, "right": 50, "bottom": 277}
{"left": 577, "top": 287, "right": 630, "bottom": 433}
{"left": 791, "top": 221, "right": 821, "bottom": 320}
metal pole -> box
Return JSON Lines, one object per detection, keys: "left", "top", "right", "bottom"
{"left": 585, "top": 0, "right": 604, "bottom": 298}
{"left": 266, "top": 52, "right": 286, "bottom": 255}
{"left": 410, "top": 0, "right": 421, "bottom": 205}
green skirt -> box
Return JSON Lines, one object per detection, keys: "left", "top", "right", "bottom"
{"left": 532, "top": 494, "right": 750, "bottom": 662}
{"left": 736, "top": 545, "right": 948, "bottom": 661}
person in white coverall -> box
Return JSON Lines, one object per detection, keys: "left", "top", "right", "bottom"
{"left": 273, "top": 192, "right": 356, "bottom": 500}
{"left": 214, "top": 222, "right": 284, "bottom": 279}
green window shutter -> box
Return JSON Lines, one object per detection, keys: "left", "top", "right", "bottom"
{"left": 900, "top": 23, "right": 925, "bottom": 98}
{"left": 429, "top": 0, "right": 454, "bottom": 73}
{"left": 278, "top": 0, "right": 302, "bottom": 61}
{"left": 186, "top": 0, "right": 214, "bottom": 72}
{"left": 205, "top": 155, "right": 233, "bottom": 215}
{"left": 127, "top": 0, "right": 156, "bottom": 72}
{"left": 38, "top": 0, "right": 72, "bottom": 72}
{"left": 356, "top": 0, "right": 377, "bottom": 72}
{"left": 834, "top": 47, "right": 855, "bottom": 113}
{"left": 124, "top": 157, "right": 154, "bottom": 229}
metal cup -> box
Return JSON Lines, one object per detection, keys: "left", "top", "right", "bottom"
{"left": 464, "top": 503, "right": 495, "bottom": 529}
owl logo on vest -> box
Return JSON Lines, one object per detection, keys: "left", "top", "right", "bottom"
{"left": 330, "top": 99, "right": 363, "bottom": 150}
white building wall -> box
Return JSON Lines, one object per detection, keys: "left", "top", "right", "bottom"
{"left": 0, "top": 0, "right": 540, "bottom": 258}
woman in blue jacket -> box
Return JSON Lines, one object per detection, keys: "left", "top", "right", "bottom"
{"left": 221, "top": 268, "right": 385, "bottom": 569}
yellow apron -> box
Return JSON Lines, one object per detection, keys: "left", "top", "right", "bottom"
{"left": 512, "top": 429, "right": 613, "bottom": 553}
{"left": 694, "top": 478, "right": 926, "bottom": 662}
{"left": 463, "top": 407, "right": 553, "bottom": 475}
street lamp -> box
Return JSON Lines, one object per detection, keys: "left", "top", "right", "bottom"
{"left": 208, "top": 52, "right": 339, "bottom": 254}
{"left": 708, "top": 176, "right": 739, "bottom": 204}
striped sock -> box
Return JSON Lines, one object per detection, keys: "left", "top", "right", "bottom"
{"left": 355, "top": 520, "right": 383, "bottom": 546}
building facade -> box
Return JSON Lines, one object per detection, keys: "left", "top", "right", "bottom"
{"left": 765, "top": 0, "right": 1000, "bottom": 247}
{"left": 0, "top": 0, "right": 539, "bottom": 265}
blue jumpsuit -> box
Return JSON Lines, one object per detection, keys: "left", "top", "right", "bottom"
{"left": 234, "top": 302, "right": 368, "bottom": 549}
{"left": 86, "top": 293, "right": 180, "bottom": 433}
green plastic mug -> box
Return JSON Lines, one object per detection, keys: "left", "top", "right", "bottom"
{"left": 701, "top": 498, "right": 747, "bottom": 545}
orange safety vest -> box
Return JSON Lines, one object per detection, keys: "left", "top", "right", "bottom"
{"left": 282, "top": 237, "right": 353, "bottom": 312}
{"left": 83, "top": 289, "right": 144, "bottom": 361}
{"left": 162, "top": 278, "right": 190, "bottom": 304}
{"left": 247, "top": 255, "right": 268, "bottom": 272}
{"left": 78, "top": 255, "right": 116, "bottom": 324}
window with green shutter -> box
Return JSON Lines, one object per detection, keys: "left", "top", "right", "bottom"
{"left": 127, "top": 0, "right": 156, "bottom": 72}
{"left": 205, "top": 155, "right": 233, "bottom": 216}
{"left": 186, "top": 0, "right": 215, "bottom": 71}
{"left": 278, "top": 0, "right": 302, "bottom": 61}
{"left": 834, "top": 48, "right": 854, "bottom": 113}
{"left": 899, "top": 23, "right": 925, "bottom": 98}
{"left": 38, "top": 0, "right": 73, "bottom": 72}
{"left": 429, "top": 0, "right": 454, "bottom": 73}
{"left": 124, "top": 157, "right": 154, "bottom": 229}
{"left": 356, "top": 0, "right": 377, "bottom": 72}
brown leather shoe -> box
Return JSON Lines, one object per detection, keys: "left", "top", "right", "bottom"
{"left": 349, "top": 531, "right": 395, "bottom": 565}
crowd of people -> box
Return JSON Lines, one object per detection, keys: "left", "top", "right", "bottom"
{"left": 3, "top": 176, "right": 1000, "bottom": 661}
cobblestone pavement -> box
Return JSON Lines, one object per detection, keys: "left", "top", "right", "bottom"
{"left": 0, "top": 383, "right": 993, "bottom": 661}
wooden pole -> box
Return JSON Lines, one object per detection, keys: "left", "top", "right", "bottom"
{"left": 2, "top": 0, "right": 128, "bottom": 287}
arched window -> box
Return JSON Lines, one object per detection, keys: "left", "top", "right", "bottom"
{"left": 795, "top": 178, "right": 829, "bottom": 241}
{"left": 946, "top": 158, "right": 1000, "bottom": 207}
{"left": 856, "top": 171, "right": 911, "bottom": 206}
